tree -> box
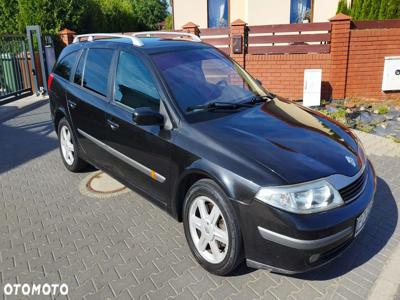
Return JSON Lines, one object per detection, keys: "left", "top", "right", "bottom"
{"left": 368, "top": 0, "right": 381, "bottom": 19}
{"left": 0, "top": 0, "right": 169, "bottom": 34}
{"left": 340, "top": 0, "right": 400, "bottom": 20}
{"left": 351, "top": 0, "right": 362, "bottom": 19}
{"left": 78, "top": 0, "right": 140, "bottom": 33}
{"left": 164, "top": 14, "right": 173, "bottom": 30}
{"left": 132, "top": 0, "right": 168, "bottom": 30}
{"left": 337, "top": 0, "right": 350, "bottom": 15}
{"left": 379, "top": 0, "right": 389, "bottom": 19}
{"left": 0, "top": 0, "right": 19, "bottom": 33}
{"left": 16, "top": 0, "right": 87, "bottom": 34}
{"left": 360, "top": 0, "right": 372, "bottom": 19}
{"left": 386, "top": 0, "right": 400, "bottom": 18}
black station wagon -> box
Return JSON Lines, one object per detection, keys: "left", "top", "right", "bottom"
{"left": 49, "top": 32, "right": 376, "bottom": 275}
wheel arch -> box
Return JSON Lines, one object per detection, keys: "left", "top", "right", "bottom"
{"left": 53, "top": 107, "right": 68, "bottom": 135}
{"left": 170, "top": 161, "right": 239, "bottom": 222}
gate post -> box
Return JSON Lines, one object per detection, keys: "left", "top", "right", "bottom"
{"left": 329, "top": 13, "right": 352, "bottom": 100}
{"left": 59, "top": 28, "right": 76, "bottom": 46}
{"left": 182, "top": 22, "right": 200, "bottom": 37}
{"left": 26, "top": 25, "right": 48, "bottom": 93}
{"left": 230, "top": 19, "right": 247, "bottom": 68}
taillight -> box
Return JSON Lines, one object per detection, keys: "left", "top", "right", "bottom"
{"left": 47, "top": 73, "right": 54, "bottom": 91}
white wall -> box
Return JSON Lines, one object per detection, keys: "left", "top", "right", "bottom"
{"left": 173, "top": 0, "right": 208, "bottom": 29}
{"left": 246, "top": 0, "right": 291, "bottom": 25}
{"left": 313, "top": 0, "right": 341, "bottom": 22}
{"left": 230, "top": 0, "right": 247, "bottom": 23}
{"left": 172, "top": 0, "right": 347, "bottom": 30}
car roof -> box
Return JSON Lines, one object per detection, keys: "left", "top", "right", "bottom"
{"left": 63, "top": 37, "right": 211, "bottom": 56}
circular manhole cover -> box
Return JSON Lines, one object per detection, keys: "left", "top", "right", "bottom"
{"left": 79, "top": 171, "right": 128, "bottom": 198}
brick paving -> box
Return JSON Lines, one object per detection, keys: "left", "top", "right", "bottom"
{"left": 0, "top": 102, "right": 399, "bottom": 300}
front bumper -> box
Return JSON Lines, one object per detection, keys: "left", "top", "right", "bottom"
{"left": 239, "top": 160, "right": 376, "bottom": 274}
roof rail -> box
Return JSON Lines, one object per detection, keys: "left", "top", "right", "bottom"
{"left": 132, "top": 31, "right": 202, "bottom": 42}
{"left": 72, "top": 33, "right": 144, "bottom": 47}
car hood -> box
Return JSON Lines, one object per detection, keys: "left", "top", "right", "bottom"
{"left": 193, "top": 98, "right": 363, "bottom": 184}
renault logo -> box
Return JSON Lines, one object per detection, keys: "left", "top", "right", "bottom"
{"left": 345, "top": 156, "right": 356, "bottom": 167}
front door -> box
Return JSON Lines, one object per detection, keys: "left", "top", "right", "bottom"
{"left": 104, "top": 50, "right": 172, "bottom": 204}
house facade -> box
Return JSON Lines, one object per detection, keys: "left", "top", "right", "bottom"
{"left": 172, "top": 0, "right": 352, "bottom": 29}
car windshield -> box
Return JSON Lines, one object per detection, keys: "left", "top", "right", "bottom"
{"left": 151, "top": 48, "right": 269, "bottom": 114}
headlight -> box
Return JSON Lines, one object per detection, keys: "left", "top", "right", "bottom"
{"left": 255, "top": 180, "right": 344, "bottom": 214}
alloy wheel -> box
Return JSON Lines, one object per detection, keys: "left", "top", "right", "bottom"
{"left": 60, "top": 125, "right": 75, "bottom": 166}
{"left": 188, "top": 196, "right": 229, "bottom": 264}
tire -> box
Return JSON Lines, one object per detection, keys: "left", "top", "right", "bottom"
{"left": 58, "top": 117, "right": 87, "bottom": 172}
{"left": 183, "top": 179, "right": 243, "bottom": 275}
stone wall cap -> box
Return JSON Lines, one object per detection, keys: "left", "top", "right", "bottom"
{"left": 329, "top": 13, "right": 352, "bottom": 22}
{"left": 182, "top": 22, "right": 199, "bottom": 28}
{"left": 59, "top": 28, "right": 76, "bottom": 34}
{"left": 231, "top": 19, "right": 247, "bottom": 26}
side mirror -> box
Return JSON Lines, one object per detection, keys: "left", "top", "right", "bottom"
{"left": 133, "top": 107, "right": 164, "bottom": 126}
{"left": 255, "top": 79, "right": 262, "bottom": 86}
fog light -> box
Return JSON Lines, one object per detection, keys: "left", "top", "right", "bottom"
{"left": 309, "top": 254, "right": 320, "bottom": 264}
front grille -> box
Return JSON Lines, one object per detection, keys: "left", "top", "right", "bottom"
{"left": 339, "top": 170, "right": 367, "bottom": 202}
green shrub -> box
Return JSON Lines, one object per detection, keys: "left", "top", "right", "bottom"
{"left": 331, "top": 108, "right": 347, "bottom": 119}
{"left": 16, "top": 0, "right": 87, "bottom": 34}
{"left": 317, "top": 107, "right": 348, "bottom": 124}
{"left": 339, "top": 0, "right": 400, "bottom": 20}
{"left": 356, "top": 123, "right": 375, "bottom": 133}
{"left": 0, "top": 0, "right": 168, "bottom": 34}
{"left": 337, "top": 0, "right": 350, "bottom": 14}
{"left": 133, "top": 0, "right": 168, "bottom": 30}
{"left": 84, "top": 0, "right": 139, "bottom": 33}
{"left": 164, "top": 14, "right": 173, "bottom": 30}
{"left": 374, "top": 105, "right": 390, "bottom": 114}
{"left": 0, "top": 0, "right": 18, "bottom": 33}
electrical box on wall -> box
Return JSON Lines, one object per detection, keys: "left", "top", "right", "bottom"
{"left": 303, "top": 69, "right": 322, "bottom": 107}
{"left": 382, "top": 56, "right": 400, "bottom": 91}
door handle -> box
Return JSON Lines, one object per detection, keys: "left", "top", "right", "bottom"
{"left": 68, "top": 99, "right": 77, "bottom": 109}
{"left": 107, "top": 119, "right": 120, "bottom": 130}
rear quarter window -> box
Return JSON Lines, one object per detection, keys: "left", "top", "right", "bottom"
{"left": 54, "top": 51, "right": 79, "bottom": 80}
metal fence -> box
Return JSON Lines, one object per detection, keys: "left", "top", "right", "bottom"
{"left": 0, "top": 35, "right": 32, "bottom": 103}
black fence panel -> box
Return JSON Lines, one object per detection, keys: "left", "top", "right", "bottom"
{"left": 0, "top": 35, "right": 32, "bottom": 103}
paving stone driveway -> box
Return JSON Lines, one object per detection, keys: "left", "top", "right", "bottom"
{"left": 0, "top": 102, "right": 399, "bottom": 300}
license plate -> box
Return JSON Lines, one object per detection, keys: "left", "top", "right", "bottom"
{"left": 355, "top": 201, "right": 373, "bottom": 236}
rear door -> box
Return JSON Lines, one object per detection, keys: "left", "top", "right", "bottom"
{"left": 104, "top": 49, "right": 173, "bottom": 204}
{"left": 66, "top": 47, "right": 115, "bottom": 168}
{"left": 50, "top": 50, "right": 80, "bottom": 120}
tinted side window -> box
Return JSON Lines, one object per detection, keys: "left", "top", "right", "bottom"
{"left": 74, "top": 50, "right": 86, "bottom": 85}
{"left": 54, "top": 51, "right": 79, "bottom": 80}
{"left": 114, "top": 51, "right": 160, "bottom": 111}
{"left": 83, "top": 48, "right": 113, "bottom": 97}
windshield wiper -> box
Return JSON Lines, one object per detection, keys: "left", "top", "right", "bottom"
{"left": 245, "top": 93, "right": 276, "bottom": 105}
{"left": 186, "top": 101, "right": 252, "bottom": 113}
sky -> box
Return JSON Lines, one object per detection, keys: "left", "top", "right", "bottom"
{"left": 166, "top": 0, "right": 172, "bottom": 13}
